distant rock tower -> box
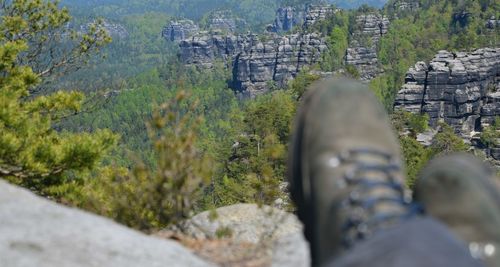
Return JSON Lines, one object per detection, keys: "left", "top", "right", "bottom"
{"left": 393, "top": 0, "right": 420, "bottom": 12}
{"left": 162, "top": 20, "right": 199, "bottom": 42}
{"left": 345, "top": 13, "right": 390, "bottom": 80}
{"left": 394, "top": 48, "right": 500, "bottom": 134}
{"left": 272, "top": 7, "right": 304, "bottom": 32}
{"left": 303, "top": 4, "right": 336, "bottom": 29}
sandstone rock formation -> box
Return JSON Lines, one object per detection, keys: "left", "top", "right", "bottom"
{"left": 393, "top": 0, "right": 420, "bottom": 12}
{"left": 272, "top": 232, "right": 310, "bottom": 267}
{"left": 272, "top": 6, "right": 304, "bottom": 33}
{"left": 0, "top": 180, "right": 213, "bottom": 267}
{"left": 177, "top": 4, "right": 335, "bottom": 97}
{"left": 345, "top": 13, "right": 390, "bottom": 80}
{"left": 168, "top": 203, "right": 310, "bottom": 267}
{"left": 179, "top": 32, "right": 327, "bottom": 96}
{"left": 176, "top": 203, "right": 302, "bottom": 243}
{"left": 179, "top": 33, "right": 259, "bottom": 66}
{"left": 162, "top": 20, "right": 199, "bottom": 42}
{"left": 304, "top": 4, "right": 336, "bottom": 29}
{"left": 395, "top": 48, "right": 500, "bottom": 164}
{"left": 394, "top": 48, "right": 500, "bottom": 135}
{"left": 272, "top": 4, "right": 335, "bottom": 33}
{"left": 486, "top": 16, "right": 500, "bottom": 29}
{"left": 81, "top": 20, "right": 128, "bottom": 39}
{"left": 233, "top": 33, "right": 327, "bottom": 96}
{"left": 207, "top": 10, "right": 241, "bottom": 33}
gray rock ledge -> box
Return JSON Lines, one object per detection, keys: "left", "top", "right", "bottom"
{"left": 0, "top": 180, "right": 214, "bottom": 267}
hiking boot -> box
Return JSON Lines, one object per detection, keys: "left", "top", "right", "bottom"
{"left": 287, "top": 78, "right": 416, "bottom": 266}
{"left": 414, "top": 154, "right": 500, "bottom": 267}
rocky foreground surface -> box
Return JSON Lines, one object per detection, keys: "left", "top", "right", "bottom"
{"left": 161, "top": 204, "right": 309, "bottom": 267}
{"left": 0, "top": 180, "right": 309, "bottom": 267}
{"left": 0, "top": 180, "right": 213, "bottom": 267}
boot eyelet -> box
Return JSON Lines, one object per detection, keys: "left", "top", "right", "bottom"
{"left": 328, "top": 156, "right": 341, "bottom": 168}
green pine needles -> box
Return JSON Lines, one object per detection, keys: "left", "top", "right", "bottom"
{"left": 0, "top": 0, "right": 115, "bottom": 196}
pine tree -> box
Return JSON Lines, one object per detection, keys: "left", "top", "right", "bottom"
{"left": 0, "top": 0, "right": 116, "bottom": 197}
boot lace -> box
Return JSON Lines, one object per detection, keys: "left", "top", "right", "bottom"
{"left": 337, "top": 148, "right": 422, "bottom": 249}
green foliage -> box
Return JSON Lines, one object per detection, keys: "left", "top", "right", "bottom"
{"left": 375, "top": 19, "right": 419, "bottom": 108}
{"left": 83, "top": 92, "right": 213, "bottom": 230}
{"left": 309, "top": 10, "right": 350, "bottom": 72}
{"left": 393, "top": 113, "right": 468, "bottom": 187}
{"left": 58, "top": 12, "right": 176, "bottom": 95}
{"left": 391, "top": 110, "right": 429, "bottom": 137}
{"left": 208, "top": 91, "right": 297, "bottom": 208}
{"left": 430, "top": 122, "right": 469, "bottom": 157}
{"left": 63, "top": 0, "right": 314, "bottom": 30}
{"left": 320, "top": 26, "right": 349, "bottom": 71}
{"left": 407, "top": 114, "right": 429, "bottom": 135}
{"left": 0, "top": 0, "right": 116, "bottom": 197}
{"left": 288, "top": 69, "right": 320, "bottom": 100}
{"left": 391, "top": 111, "right": 430, "bottom": 187}
{"left": 345, "top": 64, "right": 360, "bottom": 79}
{"left": 399, "top": 136, "right": 429, "bottom": 188}
{"left": 377, "top": 0, "right": 499, "bottom": 112}
{"left": 215, "top": 226, "right": 234, "bottom": 239}
{"left": 2, "top": 0, "right": 112, "bottom": 91}
{"left": 244, "top": 91, "right": 296, "bottom": 145}
{"left": 62, "top": 63, "right": 237, "bottom": 166}
{"left": 369, "top": 75, "right": 392, "bottom": 109}
{"left": 480, "top": 117, "right": 500, "bottom": 147}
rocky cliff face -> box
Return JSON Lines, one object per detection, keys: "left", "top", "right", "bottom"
{"left": 271, "top": 4, "right": 335, "bottom": 33}
{"left": 304, "top": 4, "right": 336, "bottom": 29}
{"left": 207, "top": 10, "right": 246, "bottom": 33}
{"left": 178, "top": 4, "right": 334, "bottom": 97}
{"left": 162, "top": 20, "right": 199, "bottom": 42}
{"left": 486, "top": 16, "right": 500, "bottom": 29}
{"left": 179, "top": 32, "right": 327, "bottom": 97}
{"left": 393, "top": 0, "right": 420, "bottom": 12}
{"left": 394, "top": 48, "right": 500, "bottom": 165}
{"left": 345, "top": 13, "right": 389, "bottom": 80}
{"left": 394, "top": 48, "right": 500, "bottom": 136}
{"left": 179, "top": 33, "right": 259, "bottom": 66}
{"left": 233, "top": 33, "right": 327, "bottom": 97}
{"left": 395, "top": 48, "right": 500, "bottom": 165}
{"left": 272, "top": 7, "right": 304, "bottom": 32}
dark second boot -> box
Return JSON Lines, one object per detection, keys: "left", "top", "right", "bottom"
{"left": 415, "top": 154, "right": 500, "bottom": 267}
